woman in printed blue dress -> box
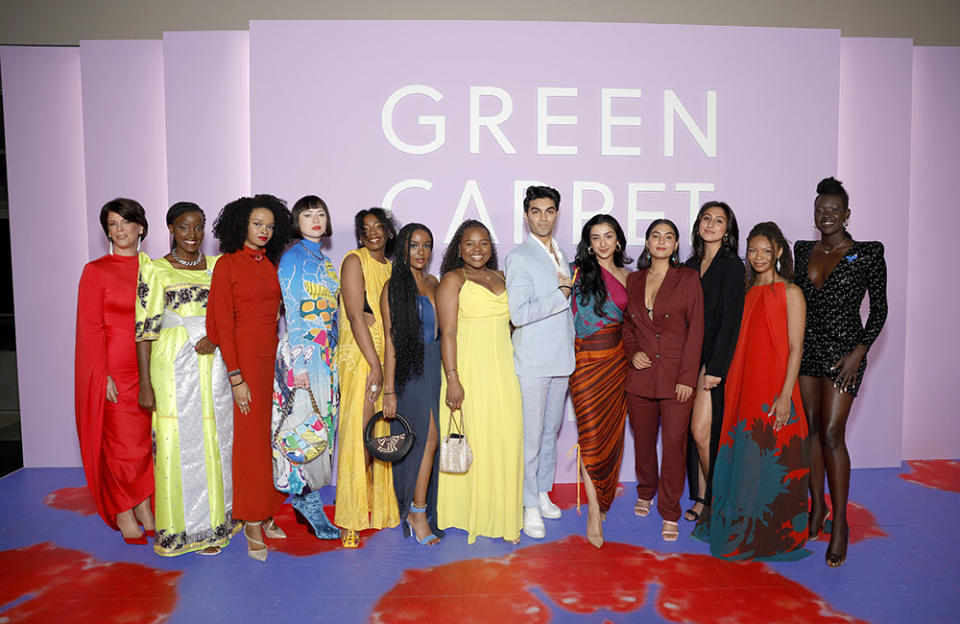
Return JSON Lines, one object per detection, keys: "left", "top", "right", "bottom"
{"left": 271, "top": 195, "right": 341, "bottom": 539}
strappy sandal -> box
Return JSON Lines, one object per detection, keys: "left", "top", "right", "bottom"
{"left": 825, "top": 521, "right": 849, "bottom": 568}
{"left": 340, "top": 528, "right": 360, "bottom": 548}
{"left": 196, "top": 545, "right": 222, "bottom": 556}
{"left": 662, "top": 520, "right": 680, "bottom": 542}
{"left": 634, "top": 498, "right": 652, "bottom": 517}
{"left": 244, "top": 521, "right": 268, "bottom": 562}
{"left": 684, "top": 497, "right": 707, "bottom": 522}
{"left": 406, "top": 503, "right": 441, "bottom": 546}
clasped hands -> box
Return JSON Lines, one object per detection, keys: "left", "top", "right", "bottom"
{"left": 630, "top": 351, "right": 693, "bottom": 402}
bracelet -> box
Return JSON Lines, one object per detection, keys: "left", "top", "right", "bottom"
{"left": 445, "top": 369, "right": 457, "bottom": 378}
{"left": 227, "top": 369, "right": 242, "bottom": 378}
{"left": 230, "top": 379, "right": 244, "bottom": 387}
{"left": 384, "top": 391, "right": 396, "bottom": 395}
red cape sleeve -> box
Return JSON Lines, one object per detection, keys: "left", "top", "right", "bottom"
{"left": 74, "top": 262, "right": 116, "bottom": 529}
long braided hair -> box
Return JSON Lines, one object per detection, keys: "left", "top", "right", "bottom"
{"left": 388, "top": 223, "right": 434, "bottom": 392}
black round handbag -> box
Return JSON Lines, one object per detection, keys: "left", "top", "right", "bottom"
{"left": 363, "top": 411, "right": 416, "bottom": 462}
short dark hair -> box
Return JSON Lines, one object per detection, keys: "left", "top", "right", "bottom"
{"left": 290, "top": 195, "right": 332, "bottom": 239}
{"left": 353, "top": 207, "right": 398, "bottom": 258}
{"left": 166, "top": 201, "right": 204, "bottom": 226}
{"left": 523, "top": 185, "right": 561, "bottom": 213}
{"left": 99, "top": 198, "right": 148, "bottom": 240}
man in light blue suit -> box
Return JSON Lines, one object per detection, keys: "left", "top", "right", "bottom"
{"left": 505, "top": 185, "right": 576, "bottom": 539}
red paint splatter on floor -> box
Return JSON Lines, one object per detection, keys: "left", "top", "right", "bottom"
{"left": 266, "top": 503, "right": 379, "bottom": 556}
{"left": 43, "top": 486, "right": 98, "bottom": 516}
{"left": 370, "top": 535, "right": 868, "bottom": 623}
{"left": 814, "top": 500, "right": 888, "bottom": 544}
{"left": 549, "top": 482, "right": 624, "bottom": 511}
{"left": 899, "top": 460, "right": 960, "bottom": 494}
{"left": 0, "top": 542, "right": 181, "bottom": 623}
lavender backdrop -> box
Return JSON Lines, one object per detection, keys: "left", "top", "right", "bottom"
{"left": 1, "top": 22, "right": 957, "bottom": 471}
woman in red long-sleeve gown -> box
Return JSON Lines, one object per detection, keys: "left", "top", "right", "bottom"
{"left": 207, "top": 195, "right": 291, "bottom": 561}
{"left": 75, "top": 198, "right": 155, "bottom": 543}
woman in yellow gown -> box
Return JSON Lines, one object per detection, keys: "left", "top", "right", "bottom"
{"left": 436, "top": 220, "right": 524, "bottom": 543}
{"left": 135, "top": 203, "right": 241, "bottom": 556}
{"left": 334, "top": 208, "right": 401, "bottom": 546}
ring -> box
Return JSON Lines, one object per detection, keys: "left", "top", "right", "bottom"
{"left": 370, "top": 384, "right": 379, "bottom": 392}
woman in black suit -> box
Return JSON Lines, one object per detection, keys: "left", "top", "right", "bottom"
{"left": 683, "top": 202, "right": 745, "bottom": 522}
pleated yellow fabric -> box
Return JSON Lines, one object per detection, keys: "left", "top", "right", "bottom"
{"left": 437, "top": 280, "right": 523, "bottom": 543}
{"left": 334, "top": 248, "right": 400, "bottom": 531}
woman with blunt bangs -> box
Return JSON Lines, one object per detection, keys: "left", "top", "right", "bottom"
{"left": 569, "top": 214, "right": 631, "bottom": 548}
{"left": 76, "top": 198, "right": 155, "bottom": 544}
{"left": 694, "top": 222, "right": 810, "bottom": 561}
{"left": 206, "top": 194, "right": 292, "bottom": 561}
{"left": 683, "top": 201, "right": 745, "bottom": 523}
{"left": 436, "top": 220, "right": 524, "bottom": 544}
{"left": 136, "top": 202, "right": 240, "bottom": 556}
{"left": 271, "top": 195, "right": 341, "bottom": 540}
{"left": 795, "top": 177, "right": 887, "bottom": 567}
{"left": 381, "top": 223, "right": 444, "bottom": 546}
{"left": 623, "top": 218, "right": 704, "bottom": 542}
{"left": 334, "top": 208, "right": 401, "bottom": 548}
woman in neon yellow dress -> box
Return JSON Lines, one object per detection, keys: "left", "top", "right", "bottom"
{"left": 136, "top": 202, "right": 241, "bottom": 556}
{"left": 334, "top": 208, "right": 401, "bottom": 547}
{"left": 436, "top": 220, "right": 524, "bottom": 543}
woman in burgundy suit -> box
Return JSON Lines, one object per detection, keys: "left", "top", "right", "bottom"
{"left": 623, "top": 219, "right": 704, "bottom": 541}
{"left": 207, "top": 195, "right": 291, "bottom": 561}
{"left": 75, "top": 198, "right": 155, "bottom": 543}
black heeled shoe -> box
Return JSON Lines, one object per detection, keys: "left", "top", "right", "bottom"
{"left": 683, "top": 497, "right": 707, "bottom": 522}
{"left": 825, "top": 520, "right": 849, "bottom": 568}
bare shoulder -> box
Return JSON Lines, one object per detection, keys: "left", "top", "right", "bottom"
{"left": 439, "top": 270, "right": 466, "bottom": 291}
{"left": 784, "top": 283, "right": 806, "bottom": 306}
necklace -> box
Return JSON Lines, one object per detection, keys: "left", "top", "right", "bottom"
{"left": 171, "top": 248, "right": 203, "bottom": 266}
{"left": 820, "top": 238, "right": 852, "bottom": 254}
{"left": 299, "top": 241, "right": 327, "bottom": 264}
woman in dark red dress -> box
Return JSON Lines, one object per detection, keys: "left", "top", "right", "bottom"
{"left": 207, "top": 195, "right": 291, "bottom": 562}
{"left": 75, "top": 198, "right": 155, "bottom": 543}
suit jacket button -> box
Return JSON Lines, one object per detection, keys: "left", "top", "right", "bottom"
{"left": 655, "top": 333, "right": 660, "bottom": 338}
{"left": 664, "top": 313, "right": 670, "bottom": 319}
{"left": 655, "top": 353, "right": 660, "bottom": 359}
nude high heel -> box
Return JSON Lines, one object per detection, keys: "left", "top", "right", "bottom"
{"left": 263, "top": 517, "right": 287, "bottom": 539}
{"left": 244, "top": 521, "right": 268, "bottom": 562}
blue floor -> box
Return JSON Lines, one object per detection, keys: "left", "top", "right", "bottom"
{"left": 1, "top": 462, "right": 958, "bottom": 623}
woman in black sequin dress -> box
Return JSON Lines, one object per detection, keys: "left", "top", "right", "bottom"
{"left": 795, "top": 177, "right": 887, "bottom": 567}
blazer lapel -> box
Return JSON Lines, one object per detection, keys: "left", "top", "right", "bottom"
{"left": 652, "top": 267, "right": 681, "bottom": 327}
{"left": 526, "top": 236, "right": 560, "bottom": 283}
{"left": 636, "top": 270, "right": 655, "bottom": 331}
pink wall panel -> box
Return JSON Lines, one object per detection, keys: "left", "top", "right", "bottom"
{"left": 836, "top": 38, "right": 913, "bottom": 467}
{"left": 0, "top": 47, "right": 88, "bottom": 467}
{"left": 79, "top": 40, "right": 168, "bottom": 259}
{"left": 903, "top": 47, "right": 960, "bottom": 460}
{"left": 163, "top": 31, "right": 251, "bottom": 255}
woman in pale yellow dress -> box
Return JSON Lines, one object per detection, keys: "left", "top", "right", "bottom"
{"left": 436, "top": 220, "right": 523, "bottom": 543}
{"left": 334, "top": 208, "right": 401, "bottom": 546}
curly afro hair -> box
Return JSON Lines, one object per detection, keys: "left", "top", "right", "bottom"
{"left": 212, "top": 194, "right": 292, "bottom": 264}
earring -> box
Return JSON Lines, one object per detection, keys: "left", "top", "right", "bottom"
{"left": 136, "top": 237, "right": 141, "bottom": 252}
{"left": 843, "top": 218, "right": 850, "bottom": 228}
{"left": 109, "top": 239, "right": 114, "bottom": 255}
{"left": 722, "top": 234, "right": 729, "bottom": 244}
{"left": 776, "top": 258, "right": 781, "bottom": 273}
{"left": 616, "top": 243, "right": 622, "bottom": 251}
{"left": 588, "top": 248, "right": 595, "bottom": 255}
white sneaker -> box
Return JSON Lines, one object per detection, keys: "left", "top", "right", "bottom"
{"left": 539, "top": 492, "right": 562, "bottom": 519}
{"left": 523, "top": 507, "right": 545, "bottom": 539}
